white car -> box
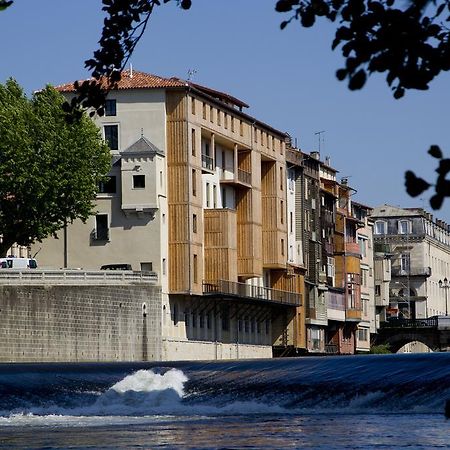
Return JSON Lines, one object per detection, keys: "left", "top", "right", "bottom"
{"left": 0, "top": 257, "right": 38, "bottom": 269}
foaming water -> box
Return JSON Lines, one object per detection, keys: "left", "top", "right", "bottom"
{"left": 0, "top": 353, "right": 449, "bottom": 425}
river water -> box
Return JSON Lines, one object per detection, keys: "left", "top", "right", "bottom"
{"left": 0, "top": 353, "right": 449, "bottom": 449}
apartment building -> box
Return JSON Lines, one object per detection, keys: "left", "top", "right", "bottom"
{"left": 33, "top": 70, "right": 303, "bottom": 360}
{"left": 352, "top": 202, "right": 375, "bottom": 352}
{"left": 371, "top": 205, "right": 450, "bottom": 320}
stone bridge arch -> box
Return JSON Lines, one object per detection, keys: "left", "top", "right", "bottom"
{"left": 375, "top": 329, "right": 440, "bottom": 353}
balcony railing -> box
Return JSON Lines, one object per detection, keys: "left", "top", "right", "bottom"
{"left": 382, "top": 317, "right": 438, "bottom": 329}
{"left": 203, "top": 279, "right": 301, "bottom": 306}
{"left": 325, "top": 343, "right": 338, "bottom": 354}
{"left": 237, "top": 169, "right": 251, "bottom": 185}
{"left": 201, "top": 154, "right": 214, "bottom": 171}
{"left": 391, "top": 266, "right": 431, "bottom": 277}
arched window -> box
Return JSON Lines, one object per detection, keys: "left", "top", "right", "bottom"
{"left": 374, "top": 220, "right": 387, "bottom": 235}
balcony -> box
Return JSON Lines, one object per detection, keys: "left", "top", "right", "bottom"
{"left": 201, "top": 153, "right": 214, "bottom": 172}
{"left": 345, "top": 239, "right": 360, "bottom": 254}
{"left": 346, "top": 307, "right": 362, "bottom": 322}
{"left": 203, "top": 279, "right": 301, "bottom": 306}
{"left": 323, "top": 242, "right": 334, "bottom": 255}
{"left": 220, "top": 168, "right": 252, "bottom": 188}
{"left": 391, "top": 266, "right": 431, "bottom": 277}
{"left": 238, "top": 169, "right": 252, "bottom": 185}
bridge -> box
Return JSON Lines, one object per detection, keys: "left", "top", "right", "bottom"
{"left": 374, "top": 317, "right": 450, "bottom": 352}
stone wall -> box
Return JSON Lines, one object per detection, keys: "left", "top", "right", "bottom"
{"left": 0, "top": 284, "right": 162, "bottom": 362}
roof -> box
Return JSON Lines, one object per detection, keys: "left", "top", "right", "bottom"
{"left": 54, "top": 70, "right": 186, "bottom": 92}
{"left": 121, "top": 136, "right": 163, "bottom": 156}
{"left": 54, "top": 69, "right": 249, "bottom": 109}
{"left": 370, "top": 204, "right": 425, "bottom": 218}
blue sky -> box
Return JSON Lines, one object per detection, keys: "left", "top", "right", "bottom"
{"left": 2, "top": 0, "right": 450, "bottom": 220}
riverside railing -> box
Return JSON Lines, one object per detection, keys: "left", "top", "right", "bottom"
{"left": 203, "top": 279, "right": 301, "bottom": 306}
{"left": 0, "top": 269, "right": 158, "bottom": 285}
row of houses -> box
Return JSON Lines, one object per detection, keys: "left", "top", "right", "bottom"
{"left": 13, "top": 69, "right": 450, "bottom": 359}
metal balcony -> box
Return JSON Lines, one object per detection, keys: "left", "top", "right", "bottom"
{"left": 201, "top": 154, "right": 214, "bottom": 171}
{"left": 391, "top": 266, "right": 431, "bottom": 277}
{"left": 237, "top": 169, "right": 251, "bottom": 185}
{"left": 203, "top": 279, "right": 301, "bottom": 306}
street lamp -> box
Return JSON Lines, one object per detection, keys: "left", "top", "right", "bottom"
{"left": 438, "top": 278, "right": 449, "bottom": 316}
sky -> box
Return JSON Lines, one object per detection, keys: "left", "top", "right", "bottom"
{"left": 2, "top": 0, "right": 450, "bottom": 221}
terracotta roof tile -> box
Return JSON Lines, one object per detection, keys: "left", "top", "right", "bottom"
{"left": 54, "top": 70, "right": 186, "bottom": 92}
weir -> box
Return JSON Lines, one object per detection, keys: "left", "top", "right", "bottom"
{"left": 0, "top": 353, "right": 449, "bottom": 417}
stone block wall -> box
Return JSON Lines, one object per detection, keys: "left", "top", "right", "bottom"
{"left": 0, "top": 284, "right": 162, "bottom": 362}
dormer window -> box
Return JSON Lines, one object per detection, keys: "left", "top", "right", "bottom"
{"left": 398, "top": 220, "right": 411, "bottom": 235}
{"left": 374, "top": 220, "right": 387, "bottom": 235}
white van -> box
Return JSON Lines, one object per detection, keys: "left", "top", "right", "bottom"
{"left": 0, "top": 257, "right": 38, "bottom": 269}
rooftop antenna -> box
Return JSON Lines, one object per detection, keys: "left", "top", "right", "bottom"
{"left": 315, "top": 130, "right": 325, "bottom": 153}
{"left": 187, "top": 68, "right": 197, "bottom": 81}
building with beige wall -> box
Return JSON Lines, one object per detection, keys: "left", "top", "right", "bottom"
{"left": 33, "top": 70, "right": 302, "bottom": 360}
{"left": 371, "top": 205, "right": 450, "bottom": 320}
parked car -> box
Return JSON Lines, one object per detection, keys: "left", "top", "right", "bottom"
{"left": 0, "top": 257, "right": 38, "bottom": 269}
{"left": 100, "top": 264, "right": 132, "bottom": 271}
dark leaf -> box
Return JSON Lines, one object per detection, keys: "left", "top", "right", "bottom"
{"left": 428, "top": 145, "right": 443, "bottom": 159}
{"left": 430, "top": 194, "right": 444, "bottom": 210}
{"left": 348, "top": 69, "right": 366, "bottom": 90}
{"left": 336, "top": 68, "right": 347, "bottom": 80}
{"left": 404, "top": 170, "right": 431, "bottom": 197}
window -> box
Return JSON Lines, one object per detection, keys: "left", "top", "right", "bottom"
{"left": 209, "top": 106, "right": 214, "bottom": 123}
{"left": 222, "top": 307, "right": 230, "bottom": 331}
{"left": 400, "top": 253, "right": 410, "bottom": 273}
{"left": 133, "top": 175, "right": 145, "bottom": 189}
{"left": 98, "top": 176, "right": 116, "bottom": 194}
{"left": 193, "top": 214, "right": 197, "bottom": 233}
{"left": 105, "top": 99, "right": 117, "bottom": 116}
{"left": 141, "top": 262, "right": 153, "bottom": 272}
{"left": 162, "top": 258, "right": 166, "bottom": 275}
{"left": 374, "top": 220, "right": 387, "bottom": 235}
{"left": 193, "top": 254, "right": 198, "bottom": 283}
{"left": 191, "top": 97, "right": 196, "bottom": 115}
{"left": 213, "top": 185, "right": 217, "bottom": 208}
{"left": 358, "top": 328, "right": 368, "bottom": 341}
{"left": 192, "top": 169, "right": 197, "bottom": 196}
{"left": 95, "top": 214, "right": 109, "bottom": 241}
{"left": 206, "top": 182, "right": 210, "bottom": 207}
{"left": 398, "top": 220, "right": 411, "bottom": 235}
{"left": 358, "top": 236, "right": 367, "bottom": 257}
{"left": 173, "top": 303, "right": 178, "bottom": 326}
{"left": 104, "top": 125, "right": 118, "bottom": 150}
{"left": 224, "top": 113, "right": 228, "bottom": 129}
{"left": 202, "top": 102, "right": 206, "bottom": 119}
{"left": 240, "top": 120, "right": 244, "bottom": 136}
{"left": 217, "top": 110, "right": 221, "bottom": 126}
{"left": 222, "top": 187, "right": 227, "bottom": 208}
{"left": 375, "top": 285, "right": 381, "bottom": 296}
{"left": 290, "top": 212, "right": 293, "bottom": 233}
{"left": 281, "top": 239, "right": 285, "bottom": 256}
{"left": 231, "top": 117, "right": 235, "bottom": 133}
{"left": 191, "top": 129, "right": 196, "bottom": 156}
{"left": 280, "top": 167, "right": 284, "bottom": 190}
{"left": 280, "top": 200, "right": 284, "bottom": 224}
{"left": 159, "top": 171, "right": 163, "bottom": 188}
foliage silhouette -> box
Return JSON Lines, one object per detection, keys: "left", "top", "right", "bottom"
{"left": 0, "top": 79, "right": 111, "bottom": 257}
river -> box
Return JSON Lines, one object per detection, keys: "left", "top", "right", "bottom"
{"left": 0, "top": 353, "right": 449, "bottom": 449}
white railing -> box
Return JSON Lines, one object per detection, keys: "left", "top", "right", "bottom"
{"left": 0, "top": 269, "right": 158, "bottom": 285}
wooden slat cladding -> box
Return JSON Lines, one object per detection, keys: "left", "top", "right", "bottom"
{"left": 167, "top": 91, "right": 201, "bottom": 294}
{"left": 236, "top": 189, "right": 262, "bottom": 278}
{"left": 204, "top": 209, "right": 238, "bottom": 283}
{"left": 261, "top": 161, "right": 287, "bottom": 267}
